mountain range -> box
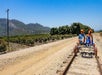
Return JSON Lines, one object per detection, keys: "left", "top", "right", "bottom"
{"left": 0, "top": 18, "right": 50, "bottom": 36}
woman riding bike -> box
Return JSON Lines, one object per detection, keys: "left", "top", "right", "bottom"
{"left": 86, "top": 29, "right": 95, "bottom": 47}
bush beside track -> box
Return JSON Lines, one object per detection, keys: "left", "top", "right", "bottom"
{"left": 0, "top": 39, "right": 7, "bottom": 53}
{"left": 0, "top": 34, "right": 76, "bottom": 53}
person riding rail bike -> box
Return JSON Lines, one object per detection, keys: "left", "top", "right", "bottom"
{"left": 85, "top": 29, "right": 97, "bottom": 56}
{"left": 74, "top": 29, "right": 86, "bottom": 55}
{"left": 78, "top": 29, "right": 86, "bottom": 45}
{"left": 86, "top": 29, "right": 95, "bottom": 47}
{"left": 74, "top": 29, "right": 97, "bottom": 57}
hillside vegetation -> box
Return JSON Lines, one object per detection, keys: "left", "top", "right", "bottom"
{"left": 0, "top": 18, "right": 50, "bottom": 36}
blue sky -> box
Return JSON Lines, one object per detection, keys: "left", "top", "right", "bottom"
{"left": 0, "top": 0, "right": 102, "bottom": 30}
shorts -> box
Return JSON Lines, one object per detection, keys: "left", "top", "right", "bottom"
{"left": 79, "top": 41, "right": 86, "bottom": 45}
{"left": 85, "top": 42, "right": 95, "bottom": 47}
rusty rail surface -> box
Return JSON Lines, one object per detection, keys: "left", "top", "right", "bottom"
{"left": 61, "top": 54, "right": 76, "bottom": 75}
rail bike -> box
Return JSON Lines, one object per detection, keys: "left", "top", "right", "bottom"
{"left": 74, "top": 43, "right": 97, "bottom": 58}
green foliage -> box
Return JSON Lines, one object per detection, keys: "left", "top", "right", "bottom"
{"left": 70, "top": 23, "right": 81, "bottom": 35}
{"left": 50, "top": 25, "right": 70, "bottom": 35}
{"left": 58, "top": 25, "right": 70, "bottom": 34}
{"left": 79, "top": 24, "right": 91, "bottom": 34}
{"left": 50, "top": 22, "right": 94, "bottom": 35}
{"left": 2, "top": 34, "right": 76, "bottom": 47}
{"left": 0, "top": 39, "right": 7, "bottom": 52}
{"left": 50, "top": 28, "right": 58, "bottom": 35}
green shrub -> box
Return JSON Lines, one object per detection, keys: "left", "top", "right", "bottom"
{"left": 0, "top": 39, "right": 7, "bottom": 52}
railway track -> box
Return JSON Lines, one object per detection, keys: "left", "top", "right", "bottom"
{"left": 57, "top": 46, "right": 102, "bottom": 75}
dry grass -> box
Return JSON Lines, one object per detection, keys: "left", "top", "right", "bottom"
{"left": 100, "top": 32, "right": 102, "bottom": 36}
{"left": 7, "top": 43, "right": 29, "bottom": 52}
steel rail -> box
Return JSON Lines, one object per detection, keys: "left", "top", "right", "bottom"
{"left": 61, "top": 54, "right": 76, "bottom": 75}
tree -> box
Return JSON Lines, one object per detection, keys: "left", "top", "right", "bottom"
{"left": 65, "top": 25, "right": 70, "bottom": 34}
{"left": 50, "top": 28, "right": 58, "bottom": 35}
{"left": 50, "top": 22, "right": 94, "bottom": 35}
{"left": 58, "top": 26, "right": 66, "bottom": 34}
{"left": 80, "top": 24, "right": 91, "bottom": 34}
{"left": 58, "top": 25, "right": 70, "bottom": 35}
{"left": 70, "top": 23, "right": 81, "bottom": 35}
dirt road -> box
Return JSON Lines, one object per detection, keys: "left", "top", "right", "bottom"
{"left": 0, "top": 37, "right": 77, "bottom": 75}
{"left": 93, "top": 33, "right": 102, "bottom": 63}
{"left": 0, "top": 33, "right": 102, "bottom": 75}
